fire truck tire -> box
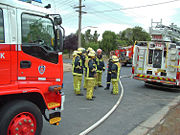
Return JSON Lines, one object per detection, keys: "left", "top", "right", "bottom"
{"left": 0, "top": 100, "right": 43, "bottom": 135}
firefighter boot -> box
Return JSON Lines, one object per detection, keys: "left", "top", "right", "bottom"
{"left": 104, "top": 83, "right": 110, "bottom": 90}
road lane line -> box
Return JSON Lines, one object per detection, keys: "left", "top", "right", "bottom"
{"left": 79, "top": 77, "right": 124, "bottom": 135}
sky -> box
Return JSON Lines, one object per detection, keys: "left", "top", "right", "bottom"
{"left": 40, "top": 0, "right": 180, "bottom": 38}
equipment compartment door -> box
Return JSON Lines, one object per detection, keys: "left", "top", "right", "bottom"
{"left": 136, "top": 48, "right": 146, "bottom": 74}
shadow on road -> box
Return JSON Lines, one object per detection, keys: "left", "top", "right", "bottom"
{"left": 143, "top": 83, "right": 180, "bottom": 93}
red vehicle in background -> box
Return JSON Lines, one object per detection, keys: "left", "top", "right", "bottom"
{"left": 0, "top": 0, "right": 65, "bottom": 134}
{"left": 115, "top": 46, "right": 133, "bottom": 66}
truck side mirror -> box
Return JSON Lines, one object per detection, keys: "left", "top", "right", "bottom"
{"left": 56, "top": 28, "right": 64, "bottom": 52}
{"left": 54, "top": 16, "right": 62, "bottom": 26}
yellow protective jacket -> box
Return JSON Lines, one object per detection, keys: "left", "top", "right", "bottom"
{"left": 72, "top": 55, "right": 83, "bottom": 76}
{"left": 95, "top": 54, "right": 105, "bottom": 72}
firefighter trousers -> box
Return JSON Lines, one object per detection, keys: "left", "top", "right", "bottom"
{"left": 96, "top": 71, "right": 102, "bottom": 86}
{"left": 106, "top": 72, "right": 111, "bottom": 88}
{"left": 73, "top": 75, "right": 82, "bottom": 94}
{"left": 112, "top": 79, "right": 119, "bottom": 95}
{"left": 86, "top": 78, "right": 95, "bottom": 99}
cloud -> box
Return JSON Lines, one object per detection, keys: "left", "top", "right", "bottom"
{"left": 64, "top": 27, "right": 77, "bottom": 36}
{"left": 96, "top": 0, "right": 180, "bottom": 30}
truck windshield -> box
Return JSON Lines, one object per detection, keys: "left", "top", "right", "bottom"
{"left": 22, "top": 13, "right": 55, "bottom": 51}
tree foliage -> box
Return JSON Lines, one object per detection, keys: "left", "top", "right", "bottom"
{"left": 81, "top": 29, "right": 100, "bottom": 50}
{"left": 64, "top": 34, "right": 78, "bottom": 57}
{"left": 120, "top": 26, "right": 151, "bottom": 45}
{"left": 100, "top": 31, "right": 118, "bottom": 56}
{"left": 63, "top": 26, "right": 151, "bottom": 56}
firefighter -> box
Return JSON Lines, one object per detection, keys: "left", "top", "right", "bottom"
{"left": 86, "top": 50, "right": 96, "bottom": 100}
{"left": 83, "top": 47, "right": 93, "bottom": 90}
{"left": 95, "top": 49, "right": 105, "bottom": 87}
{"left": 104, "top": 51, "right": 114, "bottom": 90}
{"left": 111, "top": 55, "right": 121, "bottom": 95}
{"left": 72, "top": 50, "right": 78, "bottom": 91}
{"left": 72, "top": 50, "right": 78, "bottom": 64}
{"left": 73, "top": 48, "right": 84, "bottom": 96}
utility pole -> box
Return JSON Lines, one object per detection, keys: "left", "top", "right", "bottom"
{"left": 75, "top": 0, "right": 86, "bottom": 48}
{"left": 78, "top": 0, "right": 82, "bottom": 48}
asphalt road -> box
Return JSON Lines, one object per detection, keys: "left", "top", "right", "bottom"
{"left": 42, "top": 65, "right": 180, "bottom": 135}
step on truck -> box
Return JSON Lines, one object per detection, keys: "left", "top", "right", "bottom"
{"left": 132, "top": 20, "right": 180, "bottom": 87}
{"left": 0, "top": 0, "right": 65, "bottom": 134}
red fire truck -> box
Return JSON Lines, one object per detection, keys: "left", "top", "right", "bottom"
{"left": 0, "top": 0, "right": 65, "bottom": 134}
{"left": 115, "top": 46, "right": 133, "bottom": 66}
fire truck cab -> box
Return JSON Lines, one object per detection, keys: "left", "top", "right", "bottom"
{"left": 0, "top": 0, "right": 65, "bottom": 134}
{"left": 132, "top": 20, "right": 180, "bottom": 87}
{"left": 115, "top": 46, "right": 133, "bottom": 66}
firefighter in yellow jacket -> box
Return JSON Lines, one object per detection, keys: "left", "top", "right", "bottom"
{"left": 95, "top": 49, "right": 105, "bottom": 87}
{"left": 83, "top": 47, "right": 93, "bottom": 90}
{"left": 111, "top": 55, "right": 121, "bottom": 95}
{"left": 72, "top": 50, "right": 78, "bottom": 92}
{"left": 86, "top": 51, "right": 96, "bottom": 100}
{"left": 72, "top": 48, "right": 84, "bottom": 96}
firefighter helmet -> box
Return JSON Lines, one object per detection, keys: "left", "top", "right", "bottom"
{"left": 77, "top": 47, "right": 84, "bottom": 54}
{"left": 87, "top": 47, "right": 93, "bottom": 52}
{"left": 112, "top": 55, "right": 119, "bottom": 62}
{"left": 88, "top": 50, "right": 96, "bottom": 57}
{"left": 97, "top": 48, "right": 102, "bottom": 53}
{"left": 72, "top": 50, "right": 78, "bottom": 56}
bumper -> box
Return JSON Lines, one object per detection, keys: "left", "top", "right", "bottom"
{"left": 133, "top": 76, "right": 176, "bottom": 85}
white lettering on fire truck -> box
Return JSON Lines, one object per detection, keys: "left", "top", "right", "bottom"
{"left": 0, "top": 53, "right": 5, "bottom": 59}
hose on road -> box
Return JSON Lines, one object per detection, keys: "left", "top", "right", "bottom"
{"left": 79, "top": 77, "right": 124, "bottom": 135}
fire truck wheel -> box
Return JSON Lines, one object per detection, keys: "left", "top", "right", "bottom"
{"left": 0, "top": 100, "right": 43, "bottom": 135}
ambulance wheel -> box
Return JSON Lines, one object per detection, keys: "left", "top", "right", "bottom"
{"left": 0, "top": 100, "right": 43, "bottom": 135}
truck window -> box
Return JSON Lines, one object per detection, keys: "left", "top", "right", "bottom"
{"left": 22, "top": 14, "right": 55, "bottom": 49}
{"left": 153, "top": 50, "right": 162, "bottom": 68}
{"left": 21, "top": 13, "right": 58, "bottom": 64}
{"left": 0, "top": 9, "right": 4, "bottom": 43}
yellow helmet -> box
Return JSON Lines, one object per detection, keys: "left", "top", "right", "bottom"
{"left": 87, "top": 47, "right": 93, "bottom": 52}
{"left": 112, "top": 55, "right": 119, "bottom": 62}
{"left": 77, "top": 47, "right": 84, "bottom": 54}
{"left": 88, "top": 50, "right": 96, "bottom": 57}
{"left": 72, "top": 50, "right": 78, "bottom": 56}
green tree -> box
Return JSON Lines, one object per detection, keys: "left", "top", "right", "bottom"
{"left": 86, "top": 42, "right": 99, "bottom": 51}
{"left": 132, "top": 26, "right": 151, "bottom": 42}
{"left": 92, "top": 30, "right": 100, "bottom": 43}
{"left": 100, "top": 31, "right": 117, "bottom": 56}
{"left": 120, "top": 26, "right": 151, "bottom": 45}
{"left": 81, "top": 29, "right": 100, "bottom": 49}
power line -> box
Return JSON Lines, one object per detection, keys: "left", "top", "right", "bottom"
{"left": 88, "top": 0, "right": 180, "bottom": 14}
